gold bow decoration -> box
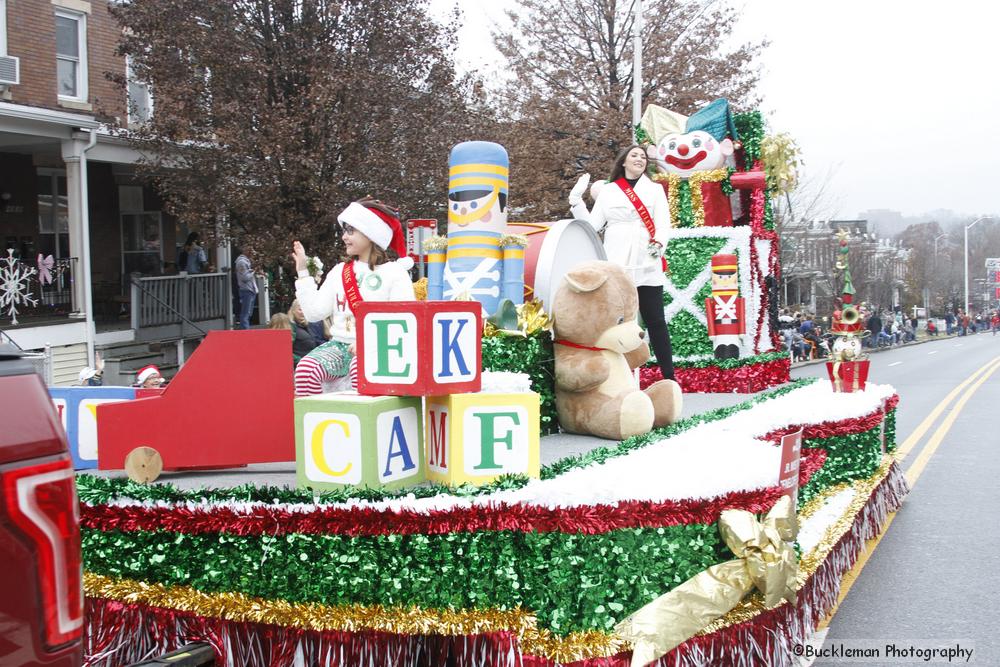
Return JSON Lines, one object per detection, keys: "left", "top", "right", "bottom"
{"left": 614, "top": 496, "right": 798, "bottom": 667}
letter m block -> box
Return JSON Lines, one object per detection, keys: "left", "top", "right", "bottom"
{"left": 355, "top": 301, "right": 482, "bottom": 397}
{"left": 295, "top": 393, "right": 425, "bottom": 492}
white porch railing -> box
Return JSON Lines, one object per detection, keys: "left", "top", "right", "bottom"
{"left": 130, "top": 272, "right": 231, "bottom": 332}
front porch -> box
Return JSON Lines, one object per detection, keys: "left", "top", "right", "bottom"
{"left": 0, "top": 104, "right": 269, "bottom": 383}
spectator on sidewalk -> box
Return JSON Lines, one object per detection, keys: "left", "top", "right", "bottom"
{"left": 992, "top": 311, "right": 1000, "bottom": 336}
{"left": 866, "top": 311, "right": 883, "bottom": 348}
{"left": 787, "top": 329, "right": 810, "bottom": 362}
{"left": 927, "top": 319, "right": 938, "bottom": 336}
{"left": 945, "top": 312, "right": 954, "bottom": 335}
{"left": 235, "top": 245, "right": 259, "bottom": 330}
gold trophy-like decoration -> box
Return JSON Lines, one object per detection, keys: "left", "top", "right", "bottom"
{"left": 826, "top": 229, "right": 870, "bottom": 392}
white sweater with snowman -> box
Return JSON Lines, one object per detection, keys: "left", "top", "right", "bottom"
{"left": 295, "top": 260, "right": 415, "bottom": 343}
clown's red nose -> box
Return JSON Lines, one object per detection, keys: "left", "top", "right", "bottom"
{"left": 678, "top": 144, "right": 690, "bottom": 156}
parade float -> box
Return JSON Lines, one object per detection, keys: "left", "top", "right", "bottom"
{"left": 70, "top": 124, "right": 910, "bottom": 667}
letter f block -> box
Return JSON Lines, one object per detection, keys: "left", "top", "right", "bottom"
{"left": 424, "top": 392, "right": 540, "bottom": 486}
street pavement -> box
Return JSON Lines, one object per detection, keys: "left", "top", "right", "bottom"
{"left": 798, "top": 332, "right": 1000, "bottom": 666}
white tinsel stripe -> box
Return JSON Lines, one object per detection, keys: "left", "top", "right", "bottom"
{"left": 88, "top": 382, "right": 896, "bottom": 517}
{"left": 796, "top": 488, "right": 856, "bottom": 555}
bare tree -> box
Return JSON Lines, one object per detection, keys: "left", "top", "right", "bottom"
{"left": 110, "top": 0, "right": 490, "bottom": 266}
{"left": 493, "top": 0, "right": 766, "bottom": 218}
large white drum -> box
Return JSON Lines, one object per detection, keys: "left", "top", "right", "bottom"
{"left": 507, "top": 219, "right": 607, "bottom": 311}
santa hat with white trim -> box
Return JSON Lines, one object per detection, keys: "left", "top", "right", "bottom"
{"left": 136, "top": 365, "right": 161, "bottom": 385}
{"left": 337, "top": 201, "right": 409, "bottom": 259}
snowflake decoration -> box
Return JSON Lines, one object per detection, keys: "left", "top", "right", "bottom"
{"left": 1, "top": 249, "right": 38, "bottom": 325}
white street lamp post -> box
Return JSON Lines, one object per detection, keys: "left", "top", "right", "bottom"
{"left": 964, "top": 216, "right": 994, "bottom": 314}
{"left": 632, "top": 0, "right": 643, "bottom": 129}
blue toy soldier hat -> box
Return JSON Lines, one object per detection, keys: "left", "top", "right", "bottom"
{"left": 448, "top": 141, "right": 509, "bottom": 197}
{"left": 684, "top": 99, "right": 739, "bottom": 142}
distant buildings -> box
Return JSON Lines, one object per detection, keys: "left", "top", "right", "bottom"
{"left": 781, "top": 219, "right": 909, "bottom": 316}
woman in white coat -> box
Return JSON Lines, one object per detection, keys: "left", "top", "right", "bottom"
{"left": 569, "top": 144, "right": 675, "bottom": 380}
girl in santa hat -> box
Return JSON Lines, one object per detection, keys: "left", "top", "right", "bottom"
{"left": 291, "top": 198, "right": 415, "bottom": 395}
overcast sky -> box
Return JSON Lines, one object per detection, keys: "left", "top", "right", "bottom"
{"left": 429, "top": 0, "right": 1000, "bottom": 220}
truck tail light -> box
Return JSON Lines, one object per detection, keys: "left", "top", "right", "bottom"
{"left": 2, "top": 458, "right": 83, "bottom": 648}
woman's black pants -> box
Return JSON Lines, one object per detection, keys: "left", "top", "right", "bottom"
{"left": 637, "top": 285, "right": 675, "bottom": 381}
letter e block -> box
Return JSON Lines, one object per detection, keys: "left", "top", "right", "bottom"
{"left": 356, "top": 301, "right": 481, "bottom": 396}
{"left": 424, "top": 392, "right": 539, "bottom": 486}
{"left": 295, "top": 393, "right": 425, "bottom": 492}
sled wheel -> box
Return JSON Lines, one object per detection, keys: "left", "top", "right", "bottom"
{"left": 125, "top": 446, "right": 163, "bottom": 484}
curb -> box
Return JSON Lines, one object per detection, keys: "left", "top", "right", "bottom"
{"left": 791, "top": 333, "right": 962, "bottom": 369}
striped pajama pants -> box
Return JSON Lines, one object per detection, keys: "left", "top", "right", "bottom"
{"left": 294, "top": 355, "right": 358, "bottom": 396}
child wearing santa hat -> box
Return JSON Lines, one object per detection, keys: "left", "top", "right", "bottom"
{"left": 291, "top": 198, "right": 415, "bottom": 395}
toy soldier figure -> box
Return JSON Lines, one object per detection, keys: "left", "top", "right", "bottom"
{"left": 705, "top": 254, "right": 744, "bottom": 360}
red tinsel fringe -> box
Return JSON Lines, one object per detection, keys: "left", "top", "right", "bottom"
{"left": 640, "top": 356, "right": 790, "bottom": 393}
{"left": 81, "top": 452, "right": 822, "bottom": 538}
{"left": 83, "top": 598, "right": 517, "bottom": 667}
{"left": 761, "top": 395, "right": 899, "bottom": 444}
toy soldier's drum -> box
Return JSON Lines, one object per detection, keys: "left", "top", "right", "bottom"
{"left": 507, "top": 219, "right": 607, "bottom": 310}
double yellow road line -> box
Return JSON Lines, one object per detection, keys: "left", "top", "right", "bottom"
{"left": 818, "top": 354, "right": 1000, "bottom": 629}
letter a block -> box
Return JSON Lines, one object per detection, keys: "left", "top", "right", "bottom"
{"left": 424, "top": 393, "right": 540, "bottom": 487}
{"left": 295, "top": 393, "right": 425, "bottom": 491}
{"left": 356, "top": 301, "right": 482, "bottom": 396}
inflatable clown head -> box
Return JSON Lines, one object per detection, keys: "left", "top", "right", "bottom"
{"left": 651, "top": 98, "right": 738, "bottom": 178}
{"left": 656, "top": 131, "right": 733, "bottom": 177}
{"left": 447, "top": 141, "right": 509, "bottom": 234}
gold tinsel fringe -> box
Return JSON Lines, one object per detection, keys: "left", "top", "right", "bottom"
{"left": 652, "top": 169, "right": 729, "bottom": 227}
{"left": 83, "top": 573, "right": 623, "bottom": 662}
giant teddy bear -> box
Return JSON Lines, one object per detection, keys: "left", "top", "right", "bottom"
{"left": 552, "top": 260, "right": 682, "bottom": 440}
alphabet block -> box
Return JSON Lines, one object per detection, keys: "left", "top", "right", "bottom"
{"left": 356, "top": 301, "right": 482, "bottom": 397}
{"left": 424, "top": 392, "right": 540, "bottom": 487}
{"left": 48, "top": 386, "right": 136, "bottom": 469}
{"left": 295, "top": 392, "right": 425, "bottom": 492}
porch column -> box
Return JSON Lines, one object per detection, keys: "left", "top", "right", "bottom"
{"left": 62, "top": 138, "right": 88, "bottom": 317}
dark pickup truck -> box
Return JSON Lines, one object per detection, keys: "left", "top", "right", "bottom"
{"left": 0, "top": 345, "right": 83, "bottom": 666}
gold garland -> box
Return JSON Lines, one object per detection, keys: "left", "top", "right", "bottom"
{"left": 652, "top": 169, "right": 729, "bottom": 227}
{"left": 412, "top": 277, "right": 428, "bottom": 301}
{"left": 500, "top": 233, "right": 529, "bottom": 248}
{"left": 422, "top": 235, "right": 448, "bottom": 252}
{"left": 84, "top": 573, "right": 623, "bottom": 662}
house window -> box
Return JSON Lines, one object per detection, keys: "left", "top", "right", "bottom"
{"left": 121, "top": 212, "right": 163, "bottom": 277}
{"left": 126, "top": 56, "right": 152, "bottom": 125}
{"left": 1, "top": 0, "right": 8, "bottom": 56}
{"left": 55, "top": 9, "right": 87, "bottom": 101}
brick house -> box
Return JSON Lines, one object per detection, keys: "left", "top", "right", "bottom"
{"left": 0, "top": 0, "right": 259, "bottom": 384}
